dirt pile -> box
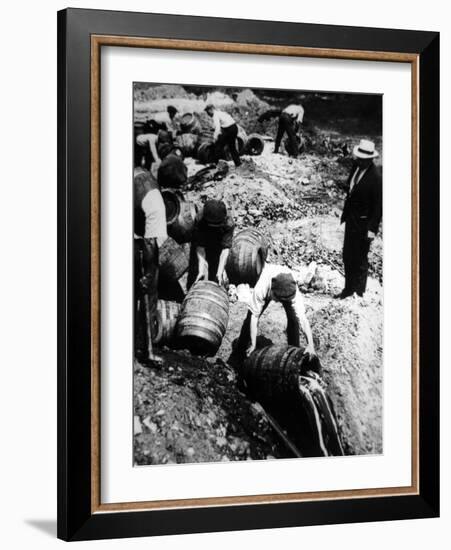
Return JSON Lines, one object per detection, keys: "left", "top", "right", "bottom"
{"left": 309, "top": 293, "right": 383, "bottom": 455}
{"left": 134, "top": 351, "right": 286, "bottom": 465}
{"left": 134, "top": 84, "right": 192, "bottom": 102}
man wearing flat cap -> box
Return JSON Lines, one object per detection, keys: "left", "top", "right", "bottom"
{"left": 235, "top": 264, "right": 316, "bottom": 358}
{"left": 338, "top": 139, "right": 382, "bottom": 299}
{"left": 187, "top": 199, "right": 235, "bottom": 289}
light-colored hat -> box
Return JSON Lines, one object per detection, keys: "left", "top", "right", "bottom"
{"left": 353, "top": 139, "right": 379, "bottom": 159}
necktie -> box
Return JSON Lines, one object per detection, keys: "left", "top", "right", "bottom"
{"left": 350, "top": 168, "right": 360, "bottom": 192}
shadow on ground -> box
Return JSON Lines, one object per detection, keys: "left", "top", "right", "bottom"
{"left": 25, "top": 519, "right": 57, "bottom": 538}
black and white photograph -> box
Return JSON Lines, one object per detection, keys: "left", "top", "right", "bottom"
{"left": 133, "top": 82, "right": 383, "bottom": 465}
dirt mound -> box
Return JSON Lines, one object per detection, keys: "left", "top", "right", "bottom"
{"left": 134, "top": 351, "right": 287, "bottom": 465}
{"left": 134, "top": 84, "right": 191, "bottom": 102}
{"left": 268, "top": 215, "right": 383, "bottom": 282}
{"left": 309, "top": 294, "right": 383, "bottom": 455}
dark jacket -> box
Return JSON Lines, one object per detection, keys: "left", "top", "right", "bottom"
{"left": 341, "top": 162, "right": 382, "bottom": 234}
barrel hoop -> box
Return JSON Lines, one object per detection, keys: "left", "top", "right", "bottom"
{"left": 177, "top": 311, "right": 228, "bottom": 333}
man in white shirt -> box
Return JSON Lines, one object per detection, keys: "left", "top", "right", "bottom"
{"left": 205, "top": 104, "right": 241, "bottom": 167}
{"left": 274, "top": 104, "right": 304, "bottom": 158}
{"left": 235, "top": 263, "right": 316, "bottom": 358}
{"left": 134, "top": 167, "right": 168, "bottom": 363}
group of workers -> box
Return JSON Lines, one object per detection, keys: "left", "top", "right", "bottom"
{"left": 134, "top": 101, "right": 382, "bottom": 363}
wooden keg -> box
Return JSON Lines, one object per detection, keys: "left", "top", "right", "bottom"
{"left": 226, "top": 228, "right": 269, "bottom": 286}
{"left": 175, "top": 133, "right": 199, "bottom": 158}
{"left": 243, "top": 345, "right": 313, "bottom": 405}
{"left": 244, "top": 134, "right": 265, "bottom": 156}
{"left": 159, "top": 237, "right": 189, "bottom": 280}
{"left": 180, "top": 112, "right": 201, "bottom": 134}
{"left": 176, "top": 281, "right": 229, "bottom": 356}
{"left": 153, "top": 300, "right": 182, "bottom": 346}
{"left": 162, "top": 189, "right": 199, "bottom": 244}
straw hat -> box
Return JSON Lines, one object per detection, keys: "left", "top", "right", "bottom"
{"left": 353, "top": 139, "right": 379, "bottom": 159}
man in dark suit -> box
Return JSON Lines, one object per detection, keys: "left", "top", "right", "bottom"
{"left": 338, "top": 139, "right": 382, "bottom": 298}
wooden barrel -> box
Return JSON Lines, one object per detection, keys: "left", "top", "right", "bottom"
{"left": 226, "top": 228, "right": 269, "bottom": 286}
{"left": 159, "top": 237, "right": 189, "bottom": 280}
{"left": 153, "top": 300, "right": 182, "bottom": 346}
{"left": 284, "top": 135, "right": 305, "bottom": 156}
{"left": 197, "top": 141, "right": 216, "bottom": 164}
{"left": 176, "top": 281, "right": 229, "bottom": 356}
{"left": 244, "top": 134, "right": 265, "bottom": 156}
{"left": 180, "top": 112, "right": 201, "bottom": 134}
{"left": 175, "top": 133, "right": 199, "bottom": 158}
{"left": 243, "top": 345, "right": 313, "bottom": 405}
{"left": 162, "top": 189, "right": 199, "bottom": 244}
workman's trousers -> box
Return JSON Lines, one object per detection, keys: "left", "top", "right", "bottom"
{"left": 274, "top": 112, "right": 299, "bottom": 157}
{"left": 215, "top": 123, "right": 241, "bottom": 167}
{"left": 342, "top": 224, "right": 371, "bottom": 296}
{"left": 235, "top": 303, "right": 300, "bottom": 356}
{"left": 134, "top": 237, "right": 159, "bottom": 358}
{"left": 187, "top": 244, "right": 222, "bottom": 290}
{"left": 134, "top": 144, "right": 154, "bottom": 171}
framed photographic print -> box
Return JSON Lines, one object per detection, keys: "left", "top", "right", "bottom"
{"left": 57, "top": 8, "right": 439, "bottom": 541}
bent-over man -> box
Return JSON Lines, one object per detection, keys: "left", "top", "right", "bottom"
{"left": 187, "top": 199, "right": 235, "bottom": 289}
{"left": 148, "top": 105, "right": 180, "bottom": 138}
{"left": 338, "top": 139, "right": 382, "bottom": 298}
{"left": 274, "top": 104, "right": 304, "bottom": 158}
{"left": 134, "top": 167, "right": 168, "bottom": 362}
{"left": 205, "top": 104, "right": 241, "bottom": 167}
{"left": 235, "top": 264, "right": 316, "bottom": 358}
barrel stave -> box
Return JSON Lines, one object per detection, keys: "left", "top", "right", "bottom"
{"left": 244, "top": 134, "right": 265, "bottom": 156}
{"left": 162, "top": 189, "right": 199, "bottom": 244}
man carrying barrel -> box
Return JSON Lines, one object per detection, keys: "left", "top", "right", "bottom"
{"left": 187, "top": 199, "right": 235, "bottom": 289}
{"left": 134, "top": 167, "right": 168, "bottom": 363}
{"left": 204, "top": 104, "right": 242, "bottom": 167}
{"left": 274, "top": 104, "right": 304, "bottom": 158}
{"left": 235, "top": 264, "right": 316, "bottom": 358}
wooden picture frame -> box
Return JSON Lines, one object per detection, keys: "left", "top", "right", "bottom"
{"left": 57, "top": 8, "right": 439, "bottom": 541}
